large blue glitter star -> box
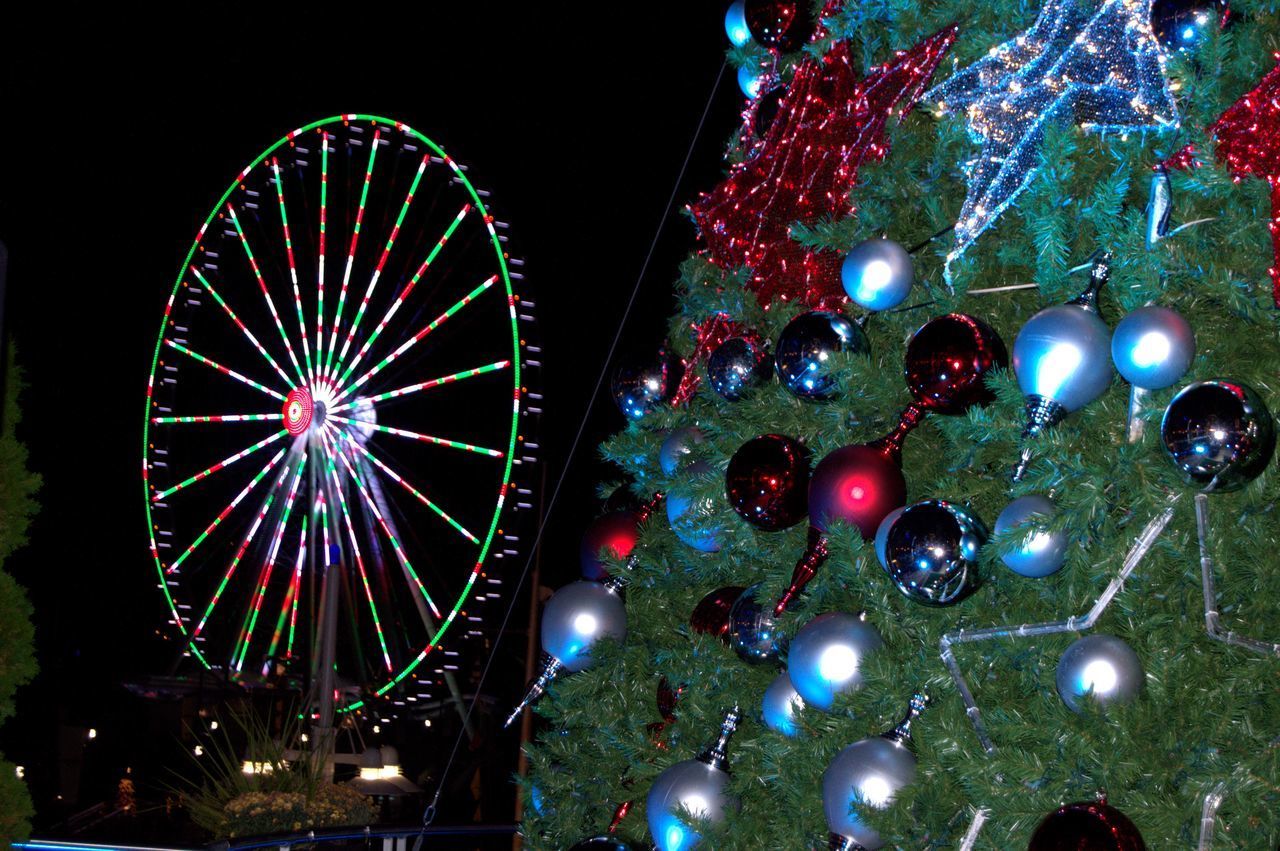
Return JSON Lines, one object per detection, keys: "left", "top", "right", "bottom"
{"left": 926, "top": 0, "right": 1180, "bottom": 287}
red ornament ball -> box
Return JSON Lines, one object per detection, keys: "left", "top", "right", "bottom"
{"left": 904, "top": 313, "right": 1008, "bottom": 414}
{"left": 808, "top": 444, "right": 907, "bottom": 539}
{"left": 744, "top": 0, "right": 815, "bottom": 51}
{"left": 690, "top": 585, "right": 746, "bottom": 638}
{"left": 580, "top": 511, "right": 641, "bottom": 581}
{"left": 726, "top": 434, "right": 810, "bottom": 531}
{"left": 1028, "top": 800, "right": 1147, "bottom": 851}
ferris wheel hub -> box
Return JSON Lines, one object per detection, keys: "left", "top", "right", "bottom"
{"left": 283, "top": 387, "right": 314, "bottom": 436}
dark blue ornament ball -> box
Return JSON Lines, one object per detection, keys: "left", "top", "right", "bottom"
{"left": 774, "top": 311, "right": 868, "bottom": 400}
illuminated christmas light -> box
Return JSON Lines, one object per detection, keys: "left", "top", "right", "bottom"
{"left": 190, "top": 266, "right": 295, "bottom": 390}
{"left": 226, "top": 202, "right": 307, "bottom": 384}
{"left": 325, "top": 129, "right": 382, "bottom": 382}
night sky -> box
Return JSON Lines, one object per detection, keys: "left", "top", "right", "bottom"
{"left": 0, "top": 8, "right": 743, "bottom": 834}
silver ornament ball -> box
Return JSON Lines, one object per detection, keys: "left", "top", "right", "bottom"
{"left": 822, "top": 737, "right": 917, "bottom": 850}
{"left": 541, "top": 581, "right": 627, "bottom": 673}
{"left": 660, "top": 427, "right": 706, "bottom": 475}
{"left": 665, "top": 461, "right": 722, "bottom": 553}
{"left": 787, "top": 612, "right": 884, "bottom": 711}
{"left": 841, "top": 238, "right": 914, "bottom": 311}
{"left": 1055, "top": 633, "right": 1143, "bottom": 713}
{"left": 873, "top": 506, "right": 904, "bottom": 573}
{"left": 1013, "top": 304, "right": 1113, "bottom": 412}
{"left": 647, "top": 759, "right": 732, "bottom": 851}
{"left": 762, "top": 671, "right": 805, "bottom": 737}
{"left": 1111, "top": 305, "right": 1195, "bottom": 390}
{"left": 994, "top": 494, "right": 1067, "bottom": 578}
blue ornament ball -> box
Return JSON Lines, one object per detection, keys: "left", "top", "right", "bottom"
{"left": 994, "top": 494, "right": 1067, "bottom": 578}
{"left": 761, "top": 671, "right": 805, "bottom": 737}
{"left": 1013, "top": 304, "right": 1113, "bottom": 412}
{"left": 1055, "top": 633, "right": 1143, "bottom": 714}
{"left": 725, "top": 0, "right": 752, "bottom": 46}
{"left": 1110, "top": 305, "right": 1195, "bottom": 390}
{"left": 666, "top": 461, "right": 722, "bottom": 553}
{"left": 660, "top": 427, "right": 705, "bottom": 476}
{"left": 1151, "top": 0, "right": 1227, "bottom": 54}
{"left": 787, "top": 612, "right": 883, "bottom": 711}
{"left": 841, "top": 238, "right": 913, "bottom": 311}
{"left": 774, "top": 310, "right": 869, "bottom": 400}
{"left": 737, "top": 64, "right": 765, "bottom": 99}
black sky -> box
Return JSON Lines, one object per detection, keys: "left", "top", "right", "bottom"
{"left": 0, "top": 8, "right": 744, "bottom": 829}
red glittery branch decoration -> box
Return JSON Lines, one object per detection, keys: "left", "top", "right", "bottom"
{"left": 1165, "top": 55, "right": 1280, "bottom": 307}
{"left": 691, "top": 22, "right": 957, "bottom": 309}
{"left": 670, "top": 313, "right": 753, "bottom": 406}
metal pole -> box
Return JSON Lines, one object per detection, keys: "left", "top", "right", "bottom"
{"left": 311, "top": 431, "right": 340, "bottom": 781}
{"left": 512, "top": 465, "right": 548, "bottom": 848}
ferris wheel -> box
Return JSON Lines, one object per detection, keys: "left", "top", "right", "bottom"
{"left": 143, "top": 115, "right": 538, "bottom": 715}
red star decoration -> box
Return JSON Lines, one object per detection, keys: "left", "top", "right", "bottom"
{"left": 1166, "top": 55, "right": 1280, "bottom": 307}
{"left": 690, "top": 18, "right": 957, "bottom": 309}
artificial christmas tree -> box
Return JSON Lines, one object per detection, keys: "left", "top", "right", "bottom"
{"left": 521, "top": 0, "right": 1280, "bottom": 846}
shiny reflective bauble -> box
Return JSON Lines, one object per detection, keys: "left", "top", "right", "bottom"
{"left": 822, "top": 735, "right": 917, "bottom": 850}
{"left": 728, "top": 584, "right": 786, "bottom": 663}
{"left": 707, "top": 336, "right": 771, "bottom": 401}
{"left": 884, "top": 500, "right": 987, "bottom": 606}
{"left": 529, "top": 783, "right": 546, "bottom": 816}
{"left": 646, "top": 758, "right": 735, "bottom": 851}
{"left": 787, "top": 613, "right": 884, "bottom": 711}
{"left": 611, "top": 351, "right": 683, "bottom": 420}
{"left": 841, "top": 238, "right": 914, "bottom": 311}
{"left": 724, "top": 0, "right": 752, "bottom": 47}
{"left": 737, "top": 64, "right": 766, "bottom": 99}
{"left": 761, "top": 671, "right": 805, "bottom": 736}
{"left": 660, "top": 427, "right": 706, "bottom": 476}
{"left": 569, "top": 838, "right": 633, "bottom": 851}
{"left": 541, "top": 581, "right": 627, "bottom": 673}
{"left": 725, "top": 434, "right": 810, "bottom": 531}
{"left": 808, "top": 445, "right": 907, "bottom": 540}
{"left": 1013, "top": 304, "right": 1113, "bottom": 412}
{"left": 1055, "top": 633, "right": 1143, "bottom": 713}
{"left": 752, "top": 86, "right": 786, "bottom": 140}
{"left": 994, "top": 494, "right": 1067, "bottom": 578}
{"left": 905, "top": 313, "right": 1008, "bottom": 413}
{"left": 743, "top": 0, "right": 815, "bottom": 51}
{"left": 1110, "top": 305, "right": 1195, "bottom": 390}
{"left": 667, "top": 462, "right": 723, "bottom": 552}
{"left": 580, "top": 511, "right": 641, "bottom": 581}
{"left": 873, "top": 507, "right": 904, "bottom": 573}
{"left": 775, "top": 311, "right": 869, "bottom": 400}
{"left": 1151, "top": 0, "right": 1226, "bottom": 55}
{"left": 1027, "top": 800, "right": 1147, "bottom": 850}
{"left": 1160, "top": 380, "right": 1275, "bottom": 492}
{"left": 690, "top": 585, "right": 745, "bottom": 638}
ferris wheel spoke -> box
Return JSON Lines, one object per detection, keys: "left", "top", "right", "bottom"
{"left": 333, "top": 155, "right": 432, "bottom": 377}
{"left": 326, "top": 429, "right": 444, "bottom": 618}
{"left": 332, "top": 427, "right": 479, "bottom": 544}
{"left": 190, "top": 267, "right": 296, "bottom": 391}
{"left": 232, "top": 453, "right": 307, "bottom": 671}
{"left": 165, "top": 447, "right": 288, "bottom": 575}
{"left": 331, "top": 274, "right": 497, "bottom": 405}
{"left": 324, "top": 128, "right": 381, "bottom": 383}
{"left": 330, "top": 360, "right": 510, "bottom": 414}
{"left": 271, "top": 157, "right": 316, "bottom": 385}
{"left": 323, "top": 447, "right": 395, "bottom": 673}
{"left": 151, "top": 429, "right": 290, "bottom": 504}
{"left": 152, "top": 413, "right": 281, "bottom": 425}
{"left": 164, "top": 340, "right": 286, "bottom": 401}
{"left": 332, "top": 201, "right": 471, "bottom": 387}
{"left": 226, "top": 203, "right": 308, "bottom": 386}
{"left": 328, "top": 414, "right": 502, "bottom": 458}
{"left": 190, "top": 450, "right": 297, "bottom": 640}
{"left": 265, "top": 516, "right": 307, "bottom": 671}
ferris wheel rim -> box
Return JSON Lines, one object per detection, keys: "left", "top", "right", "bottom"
{"left": 142, "top": 114, "right": 525, "bottom": 711}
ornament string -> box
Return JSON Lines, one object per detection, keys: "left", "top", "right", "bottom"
{"left": 939, "top": 494, "right": 1179, "bottom": 753}
{"left": 1195, "top": 492, "right": 1280, "bottom": 655}
{"left": 411, "top": 57, "right": 730, "bottom": 845}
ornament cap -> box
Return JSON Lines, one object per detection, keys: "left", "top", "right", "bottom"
{"left": 503, "top": 654, "right": 565, "bottom": 729}
{"left": 1013, "top": 396, "right": 1068, "bottom": 481}
{"left": 882, "top": 692, "right": 930, "bottom": 748}
{"left": 698, "top": 705, "right": 743, "bottom": 772}
{"left": 828, "top": 833, "right": 859, "bottom": 851}
{"left": 1067, "top": 252, "right": 1111, "bottom": 315}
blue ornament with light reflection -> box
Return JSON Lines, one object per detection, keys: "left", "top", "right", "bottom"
{"left": 1111, "top": 305, "right": 1194, "bottom": 390}
{"left": 762, "top": 671, "right": 805, "bottom": 736}
{"left": 774, "top": 310, "right": 869, "bottom": 400}
{"left": 1151, "top": 0, "right": 1227, "bottom": 54}
{"left": 994, "top": 494, "right": 1067, "bottom": 578}
{"left": 841, "top": 238, "right": 914, "bottom": 311}
{"left": 1011, "top": 257, "right": 1115, "bottom": 480}
{"left": 647, "top": 707, "right": 741, "bottom": 851}
{"left": 738, "top": 65, "right": 766, "bottom": 99}
{"left": 884, "top": 500, "right": 987, "bottom": 606}
{"left": 666, "top": 461, "right": 722, "bottom": 553}
{"left": 725, "top": 0, "right": 752, "bottom": 47}
{"left": 660, "top": 427, "right": 705, "bottom": 476}
{"left": 787, "top": 612, "right": 884, "bottom": 711}
{"left": 1055, "top": 633, "right": 1143, "bottom": 713}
